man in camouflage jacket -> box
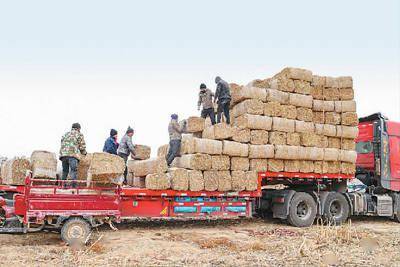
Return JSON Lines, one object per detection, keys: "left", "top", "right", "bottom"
{"left": 59, "top": 123, "right": 87, "bottom": 187}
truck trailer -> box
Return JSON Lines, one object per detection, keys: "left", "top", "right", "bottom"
{"left": 1, "top": 113, "right": 399, "bottom": 245}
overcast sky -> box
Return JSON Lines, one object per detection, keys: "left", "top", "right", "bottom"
{"left": 0, "top": 0, "right": 399, "bottom": 158}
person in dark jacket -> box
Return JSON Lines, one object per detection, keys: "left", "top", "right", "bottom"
{"left": 214, "top": 76, "right": 232, "bottom": 124}
{"left": 166, "top": 114, "right": 186, "bottom": 166}
{"left": 117, "top": 126, "right": 135, "bottom": 182}
{"left": 103, "top": 129, "right": 119, "bottom": 155}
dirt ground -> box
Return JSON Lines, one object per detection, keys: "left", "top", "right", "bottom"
{"left": 1, "top": 217, "right": 400, "bottom": 266}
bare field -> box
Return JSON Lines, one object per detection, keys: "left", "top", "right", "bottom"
{"left": 1, "top": 217, "right": 400, "bottom": 266}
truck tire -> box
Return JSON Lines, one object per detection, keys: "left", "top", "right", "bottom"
{"left": 323, "top": 192, "right": 349, "bottom": 225}
{"left": 287, "top": 192, "right": 317, "bottom": 227}
{"left": 61, "top": 217, "right": 91, "bottom": 246}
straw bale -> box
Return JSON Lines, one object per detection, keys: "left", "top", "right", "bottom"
{"left": 299, "top": 160, "right": 314, "bottom": 173}
{"left": 249, "top": 145, "right": 274, "bottom": 159}
{"left": 324, "top": 148, "right": 340, "bottom": 161}
{"left": 284, "top": 160, "right": 300, "bottom": 172}
{"left": 203, "top": 171, "right": 218, "bottom": 191}
{"left": 315, "top": 123, "right": 336, "bottom": 137}
{"left": 264, "top": 101, "right": 282, "bottom": 117}
{"left": 312, "top": 75, "right": 326, "bottom": 87}
{"left": 185, "top": 137, "right": 222, "bottom": 155}
{"left": 328, "top": 137, "right": 341, "bottom": 149}
{"left": 31, "top": 150, "right": 57, "bottom": 179}
{"left": 186, "top": 117, "right": 205, "bottom": 133}
{"left": 287, "top": 133, "right": 301, "bottom": 146}
{"left": 202, "top": 123, "right": 234, "bottom": 140}
{"left": 274, "top": 145, "right": 300, "bottom": 160}
{"left": 250, "top": 159, "right": 268, "bottom": 172}
{"left": 323, "top": 88, "right": 340, "bottom": 101}
{"left": 320, "top": 135, "right": 329, "bottom": 148}
{"left": 251, "top": 79, "right": 269, "bottom": 88}
{"left": 231, "top": 171, "right": 246, "bottom": 191}
{"left": 337, "top": 76, "right": 353, "bottom": 88}
{"left": 288, "top": 93, "right": 313, "bottom": 108}
{"left": 341, "top": 139, "right": 356, "bottom": 150}
{"left": 232, "top": 99, "right": 264, "bottom": 117}
{"left": 296, "top": 108, "right": 313, "bottom": 122}
{"left": 313, "top": 100, "right": 335, "bottom": 112}
{"left": 159, "top": 147, "right": 175, "bottom": 162}
{"left": 172, "top": 154, "right": 212, "bottom": 170}
{"left": 216, "top": 171, "right": 232, "bottom": 191}
{"left": 132, "top": 177, "right": 146, "bottom": 188}
{"left": 268, "top": 159, "right": 284, "bottom": 172}
{"left": 234, "top": 114, "right": 272, "bottom": 130}
{"left": 314, "top": 161, "right": 323, "bottom": 174}
{"left": 313, "top": 111, "right": 325, "bottom": 124}
{"left": 145, "top": 173, "right": 171, "bottom": 190}
{"left": 211, "top": 155, "right": 230, "bottom": 170}
{"left": 325, "top": 77, "right": 340, "bottom": 88}
{"left": 272, "top": 117, "right": 295, "bottom": 133}
{"left": 168, "top": 168, "right": 189, "bottom": 191}
{"left": 293, "top": 80, "right": 312, "bottom": 95}
{"left": 339, "top": 150, "right": 357, "bottom": 163}
{"left": 300, "top": 132, "right": 320, "bottom": 147}
{"left": 245, "top": 171, "right": 258, "bottom": 191}
{"left": 133, "top": 145, "right": 151, "bottom": 160}
{"left": 1, "top": 157, "right": 31, "bottom": 185}
{"left": 180, "top": 134, "right": 195, "bottom": 154}
{"left": 336, "top": 126, "right": 359, "bottom": 139}
{"left": 323, "top": 161, "right": 341, "bottom": 174}
{"left": 269, "top": 77, "right": 295, "bottom": 92}
{"left": 295, "top": 121, "right": 315, "bottom": 133}
{"left": 230, "top": 83, "right": 243, "bottom": 104}
{"left": 269, "top": 131, "right": 287, "bottom": 145}
{"left": 231, "top": 157, "right": 249, "bottom": 171}
{"left": 266, "top": 88, "right": 289, "bottom": 104}
{"left": 77, "top": 154, "right": 93, "bottom": 180}
{"left": 325, "top": 112, "right": 341, "bottom": 125}
{"left": 202, "top": 126, "right": 215, "bottom": 139}
{"left": 222, "top": 141, "right": 249, "bottom": 157}
{"left": 128, "top": 157, "right": 168, "bottom": 177}
{"left": 250, "top": 130, "right": 269, "bottom": 145}
{"left": 334, "top": 100, "right": 357, "bottom": 112}
{"left": 342, "top": 112, "right": 358, "bottom": 126}
{"left": 281, "top": 67, "right": 313, "bottom": 82}
{"left": 232, "top": 85, "right": 267, "bottom": 103}
{"left": 300, "top": 147, "right": 324, "bottom": 161}
{"left": 341, "top": 162, "right": 356, "bottom": 175}
{"left": 281, "top": 105, "right": 297, "bottom": 119}
{"left": 188, "top": 170, "right": 204, "bottom": 191}
{"left": 311, "top": 86, "right": 324, "bottom": 100}
{"left": 232, "top": 128, "right": 251, "bottom": 143}
{"left": 87, "top": 153, "right": 125, "bottom": 185}
{"left": 339, "top": 88, "right": 354, "bottom": 100}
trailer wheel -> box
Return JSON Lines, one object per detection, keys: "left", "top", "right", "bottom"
{"left": 323, "top": 192, "right": 349, "bottom": 225}
{"left": 287, "top": 192, "right": 317, "bottom": 227}
{"left": 61, "top": 218, "right": 91, "bottom": 246}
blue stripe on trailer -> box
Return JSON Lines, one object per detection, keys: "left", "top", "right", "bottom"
{"left": 225, "top": 206, "right": 247, "bottom": 213}
{"left": 200, "top": 206, "right": 221, "bottom": 213}
{"left": 174, "top": 206, "right": 197, "bottom": 213}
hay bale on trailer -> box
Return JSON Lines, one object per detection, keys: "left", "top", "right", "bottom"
{"left": 31, "top": 150, "right": 57, "bottom": 179}
{"left": 1, "top": 157, "right": 31, "bottom": 185}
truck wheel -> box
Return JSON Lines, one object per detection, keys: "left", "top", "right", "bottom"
{"left": 287, "top": 192, "right": 317, "bottom": 227}
{"left": 323, "top": 192, "right": 349, "bottom": 225}
{"left": 61, "top": 218, "right": 91, "bottom": 246}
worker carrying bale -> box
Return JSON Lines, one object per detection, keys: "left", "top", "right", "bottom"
{"left": 197, "top": 83, "right": 216, "bottom": 125}
{"left": 59, "top": 123, "right": 87, "bottom": 188}
{"left": 166, "top": 114, "right": 187, "bottom": 166}
{"left": 214, "top": 76, "right": 232, "bottom": 124}
{"left": 103, "top": 129, "right": 119, "bottom": 155}
{"left": 117, "top": 126, "right": 135, "bottom": 183}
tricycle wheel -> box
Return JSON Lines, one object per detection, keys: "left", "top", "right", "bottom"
{"left": 61, "top": 217, "right": 91, "bottom": 246}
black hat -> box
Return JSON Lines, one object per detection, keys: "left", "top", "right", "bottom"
{"left": 171, "top": 114, "right": 178, "bottom": 120}
{"left": 215, "top": 76, "right": 221, "bottom": 83}
{"left": 72, "top": 123, "right": 81, "bottom": 130}
{"left": 200, "top": 83, "right": 207, "bottom": 89}
{"left": 110, "top": 129, "right": 118, "bottom": 137}
{"left": 126, "top": 126, "right": 134, "bottom": 134}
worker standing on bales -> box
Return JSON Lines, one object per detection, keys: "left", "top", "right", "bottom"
{"left": 103, "top": 129, "right": 119, "bottom": 155}
{"left": 214, "top": 76, "right": 231, "bottom": 124}
{"left": 118, "top": 126, "right": 135, "bottom": 183}
{"left": 59, "top": 123, "right": 87, "bottom": 188}
{"left": 198, "top": 83, "right": 216, "bottom": 125}
{"left": 166, "top": 114, "right": 186, "bottom": 166}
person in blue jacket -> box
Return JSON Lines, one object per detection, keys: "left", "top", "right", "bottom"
{"left": 103, "top": 129, "right": 119, "bottom": 155}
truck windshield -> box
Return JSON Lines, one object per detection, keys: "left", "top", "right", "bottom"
{"left": 356, "top": 141, "right": 373, "bottom": 154}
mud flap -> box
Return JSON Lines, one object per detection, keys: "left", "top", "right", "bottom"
{"left": 271, "top": 190, "right": 296, "bottom": 219}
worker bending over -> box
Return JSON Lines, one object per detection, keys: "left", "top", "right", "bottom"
{"left": 197, "top": 83, "right": 216, "bottom": 125}
{"left": 103, "top": 129, "right": 119, "bottom": 155}
{"left": 166, "top": 114, "right": 186, "bottom": 166}
{"left": 59, "top": 123, "right": 87, "bottom": 188}
{"left": 117, "top": 126, "right": 135, "bottom": 183}
{"left": 214, "top": 76, "right": 232, "bottom": 124}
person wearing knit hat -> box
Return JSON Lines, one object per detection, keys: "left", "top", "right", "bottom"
{"left": 117, "top": 126, "right": 136, "bottom": 183}
{"left": 103, "top": 129, "right": 119, "bottom": 155}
